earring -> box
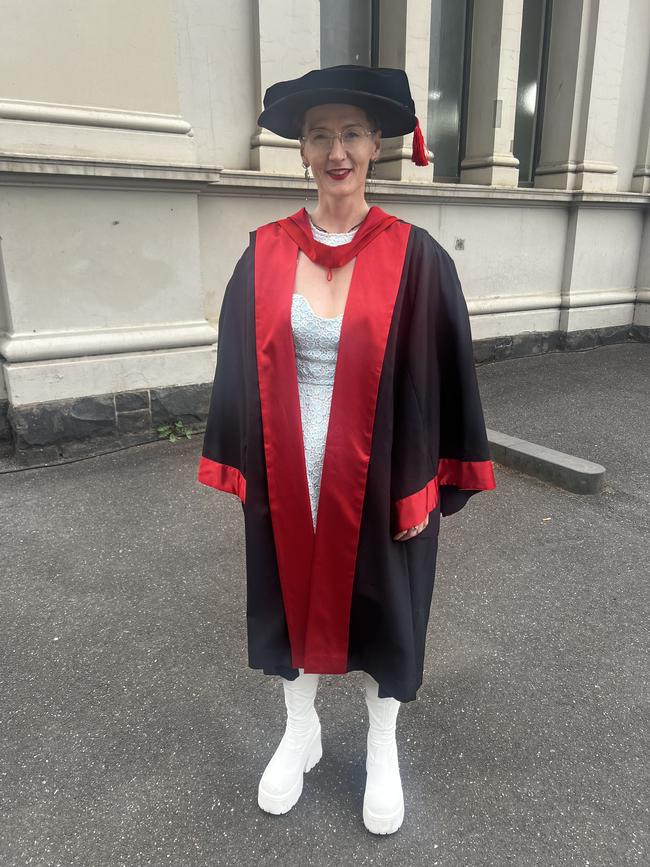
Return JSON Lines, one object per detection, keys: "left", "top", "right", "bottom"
{"left": 367, "top": 159, "right": 376, "bottom": 199}
{"left": 303, "top": 162, "right": 310, "bottom": 202}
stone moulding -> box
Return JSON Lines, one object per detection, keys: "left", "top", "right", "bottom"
{"left": 0, "top": 322, "right": 217, "bottom": 364}
{"left": 0, "top": 98, "right": 193, "bottom": 135}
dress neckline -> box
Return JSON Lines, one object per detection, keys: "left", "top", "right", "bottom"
{"left": 292, "top": 291, "right": 343, "bottom": 322}
{"left": 307, "top": 213, "right": 361, "bottom": 244}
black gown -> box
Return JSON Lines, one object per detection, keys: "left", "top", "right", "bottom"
{"left": 197, "top": 205, "right": 496, "bottom": 701}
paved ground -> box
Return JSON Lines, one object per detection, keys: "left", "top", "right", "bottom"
{"left": 1, "top": 341, "right": 648, "bottom": 866}
{"left": 479, "top": 341, "right": 650, "bottom": 519}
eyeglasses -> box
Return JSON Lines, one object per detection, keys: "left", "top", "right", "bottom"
{"left": 300, "top": 125, "right": 377, "bottom": 152}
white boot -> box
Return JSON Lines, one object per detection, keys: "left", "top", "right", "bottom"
{"left": 258, "top": 669, "right": 322, "bottom": 814}
{"left": 362, "top": 672, "right": 404, "bottom": 834}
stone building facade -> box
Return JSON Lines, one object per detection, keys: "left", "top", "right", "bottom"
{"left": 0, "top": 0, "right": 648, "bottom": 464}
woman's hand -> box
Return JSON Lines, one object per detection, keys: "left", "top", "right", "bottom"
{"left": 392, "top": 513, "right": 429, "bottom": 542}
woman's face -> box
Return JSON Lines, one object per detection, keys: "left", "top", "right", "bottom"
{"left": 299, "top": 103, "right": 381, "bottom": 200}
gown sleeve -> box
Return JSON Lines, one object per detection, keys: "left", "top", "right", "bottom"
{"left": 391, "top": 231, "right": 496, "bottom": 534}
{"left": 196, "top": 247, "right": 251, "bottom": 505}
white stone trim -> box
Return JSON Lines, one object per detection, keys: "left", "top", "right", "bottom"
{"left": 0, "top": 98, "right": 197, "bottom": 165}
{"left": 4, "top": 346, "right": 216, "bottom": 408}
{"left": 535, "top": 161, "right": 619, "bottom": 178}
{"left": 0, "top": 322, "right": 217, "bottom": 364}
{"left": 0, "top": 154, "right": 222, "bottom": 181}
{"left": 467, "top": 289, "right": 638, "bottom": 317}
{"left": 0, "top": 98, "right": 193, "bottom": 135}
{"left": 1, "top": 157, "right": 648, "bottom": 207}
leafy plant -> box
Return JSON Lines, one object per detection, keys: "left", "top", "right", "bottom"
{"left": 157, "top": 419, "right": 193, "bottom": 442}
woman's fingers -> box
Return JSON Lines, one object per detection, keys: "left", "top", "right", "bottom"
{"left": 392, "top": 512, "right": 430, "bottom": 542}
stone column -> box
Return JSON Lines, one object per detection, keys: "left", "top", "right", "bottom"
{"left": 535, "top": 0, "right": 630, "bottom": 192}
{"left": 459, "top": 0, "right": 523, "bottom": 187}
{"left": 375, "top": 0, "right": 432, "bottom": 182}
{"left": 631, "top": 49, "right": 650, "bottom": 193}
{"left": 249, "top": 0, "right": 320, "bottom": 174}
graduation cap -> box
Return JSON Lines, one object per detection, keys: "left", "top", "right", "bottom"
{"left": 257, "top": 64, "right": 430, "bottom": 166}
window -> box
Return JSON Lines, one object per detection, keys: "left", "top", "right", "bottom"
{"left": 427, "top": 0, "right": 473, "bottom": 182}
{"left": 320, "top": 0, "right": 379, "bottom": 68}
{"left": 514, "top": 0, "right": 552, "bottom": 186}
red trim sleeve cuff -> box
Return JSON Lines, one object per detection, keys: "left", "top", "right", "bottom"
{"left": 197, "top": 455, "right": 246, "bottom": 504}
{"left": 392, "top": 458, "right": 496, "bottom": 534}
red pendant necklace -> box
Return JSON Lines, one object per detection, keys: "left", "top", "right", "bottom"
{"left": 308, "top": 214, "right": 367, "bottom": 281}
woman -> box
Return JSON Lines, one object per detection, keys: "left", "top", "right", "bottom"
{"left": 197, "top": 65, "right": 496, "bottom": 834}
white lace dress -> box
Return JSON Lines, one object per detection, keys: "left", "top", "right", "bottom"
{"left": 291, "top": 217, "right": 360, "bottom": 529}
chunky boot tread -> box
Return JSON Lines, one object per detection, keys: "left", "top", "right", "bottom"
{"left": 363, "top": 799, "right": 405, "bottom": 834}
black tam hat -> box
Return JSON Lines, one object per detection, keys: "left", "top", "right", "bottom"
{"left": 257, "top": 64, "right": 430, "bottom": 166}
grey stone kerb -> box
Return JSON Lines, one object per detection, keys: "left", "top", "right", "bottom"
{"left": 487, "top": 428, "right": 606, "bottom": 494}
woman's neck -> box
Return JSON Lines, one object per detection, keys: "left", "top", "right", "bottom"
{"left": 308, "top": 199, "right": 371, "bottom": 234}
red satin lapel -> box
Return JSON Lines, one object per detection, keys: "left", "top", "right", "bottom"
{"left": 254, "top": 222, "right": 315, "bottom": 664}
{"left": 302, "top": 219, "right": 412, "bottom": 672}
{"left": 254, "top": 212, "right": 411, "bottom": 672}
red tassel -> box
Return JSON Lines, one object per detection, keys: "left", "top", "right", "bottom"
{"left": 411, "top": 116, "right": 429, "bottom": 166}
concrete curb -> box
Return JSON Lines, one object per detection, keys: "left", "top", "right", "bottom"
{"left": 487, "top": 428, "right": 606, "bottom": 494}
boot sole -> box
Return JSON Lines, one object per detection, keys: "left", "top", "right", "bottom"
{"left": 363, "top": 799, "right": 405, "bottom": 835}
{"left": 257, "top": 727, "right": 322, "bottom": 815}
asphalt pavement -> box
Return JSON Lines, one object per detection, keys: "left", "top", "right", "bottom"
{"left": 1, "top": 340, "right": 648, "bottom": 866}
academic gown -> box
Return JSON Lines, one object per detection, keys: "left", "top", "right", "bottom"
{"left": 197, "top": 204, "right": 496, "bottom": 702}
